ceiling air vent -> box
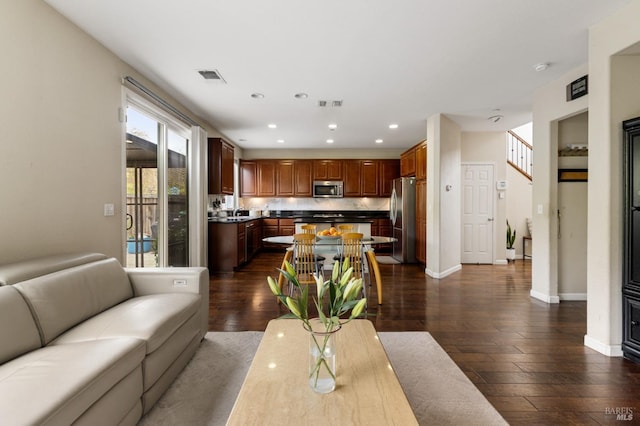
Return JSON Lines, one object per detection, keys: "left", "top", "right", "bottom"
{"left": 198, "top": 69, "right": 227, "bottom": 83}
{"left": 318, "top": 100, "right": 342, "bottom": 107}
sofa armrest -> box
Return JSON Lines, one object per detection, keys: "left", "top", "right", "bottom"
{"left": 125, "top": 267, "right": 209, "bottom": 336}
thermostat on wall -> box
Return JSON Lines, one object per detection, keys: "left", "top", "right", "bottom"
{"left": 496, "top": 181, "right": 507, "bottom": 190}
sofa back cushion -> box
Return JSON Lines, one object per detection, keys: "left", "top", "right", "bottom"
{"left": 0, "top": 252, "right": 108, "bottom": 286}
{"left": 0, "top": 286, "right": 42, "bottom": 364}
{"left": 14, "top": 258, "right": 134, "bottom": 345}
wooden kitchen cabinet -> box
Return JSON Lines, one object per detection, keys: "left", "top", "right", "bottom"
{"left": 400, "top": 147, "right": 416, "bottom": 177}
{"left": 258, "top": 160, "right": 276, "bottom": 197}
{"left": 277, "top": 160, "right": 313, "bottom": 197}
{"left": 240, "top": 160, "right": 257, "bottom": 197}
{"left": 416, "top": 140, "right": 427, "bottom": 180}
{"left": 294, "top": 160, "right": 313, "bottom": 196}
{"left": 361, "top": 160, "right": 379, "bottom": 196}
{"left": 313, "top": 160, "right": 342, "bottom": 180}
{"left": 208, "top": 138, "right": 234, "bottom": 195}
{"left": 343, "top": 160, "right": 362, "bottom": 196}
{"left": 379, "top": 159, "right": 400, "bottom": 197}
{"left": 276, "top": 160, "right": 295, "bottom": 196}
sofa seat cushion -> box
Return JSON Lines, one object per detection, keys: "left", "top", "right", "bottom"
{"left": 0, "top": 337, "right": 145, "bottom": 426}
{"left": 51, "top": 293, "right": 201, "bottom": 354}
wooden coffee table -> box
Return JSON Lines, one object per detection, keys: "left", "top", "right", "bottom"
{"left": 226, "top": 319, "right": 418, "bottom": 425}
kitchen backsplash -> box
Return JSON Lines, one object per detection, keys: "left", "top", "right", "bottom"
{"left": 240, "top": 197, "right": 389, "bottom": 212}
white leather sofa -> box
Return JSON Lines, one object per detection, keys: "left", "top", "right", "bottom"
{"left": 0, "top": 253, "right": 209, "bottom": 425}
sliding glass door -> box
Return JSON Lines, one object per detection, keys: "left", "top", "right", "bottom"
{"left": 125, "top": 102, "right": 190, "bottom": 267}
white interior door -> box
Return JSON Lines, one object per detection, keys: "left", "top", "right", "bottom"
{"left": 461, "top": 164, "right": 494, "bottom": 264}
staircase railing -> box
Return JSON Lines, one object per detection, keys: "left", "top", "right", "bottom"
{"left": 507, "top": 130, "right": 532, "bottom": 181}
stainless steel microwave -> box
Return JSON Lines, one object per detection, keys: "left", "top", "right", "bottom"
{"left": 313, "top": 181, "right": 344, "bottom": 198}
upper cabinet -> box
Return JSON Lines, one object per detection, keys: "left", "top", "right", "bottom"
{"left": 208, "top": 138, "right": 234, "bottom": 195}
{"left": 240, "top": 158, "right": 398, "bottom": 197}
{"left": 400, "top": 140, "right": 427, "bottom": 179}
{"left": 415, "top": 140, "right": 427, "bottom": 180}
{"left": 313, "top": 160, "right": 343, "bottom": 180}
{"left": 240, "top": 160, "right": 257, "bottom": 197}
{"left": 400, "top": 147, "right": 416, "bottom": 177}
{"left": 276, "top": 160, "right": 312, "bottom": 197}
{"left": 379, "top": 160, "right": 400, "bottom": 197}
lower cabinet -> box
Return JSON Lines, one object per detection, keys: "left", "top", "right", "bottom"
{"left": 208, "top": 219, "right": 262, "bottom": 273}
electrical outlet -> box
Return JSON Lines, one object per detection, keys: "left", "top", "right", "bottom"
{"left": 537, "top": 204, "right": 543, "bottom": 214}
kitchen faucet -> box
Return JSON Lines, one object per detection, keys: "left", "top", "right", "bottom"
{"left": 233, "top": 207, "right": 240, "bottom": 217}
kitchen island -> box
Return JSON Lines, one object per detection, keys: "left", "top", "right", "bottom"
{"left": 207, "top": 210, "right": 391, "bottom": 273}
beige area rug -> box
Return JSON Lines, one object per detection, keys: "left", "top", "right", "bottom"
{"left": 375, "top": 255, "right": 401, "bottom": 264}
{"left": 139, "top": 331, "right": 506, "bottom": 426}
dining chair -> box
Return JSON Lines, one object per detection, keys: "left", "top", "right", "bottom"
{"left": 290, "top": 233, "right": 324, "bottom": 296}
{"left": 300, "top": 224, "right": 326, "bottom": 263}
{"left": 333, "top": 224, "right": 354, "bottom": 261}
{"left": 337, "top": 232, "right": 367, "bottom": 299}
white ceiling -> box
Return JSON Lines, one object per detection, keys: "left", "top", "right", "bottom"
{"left": 44, "top": 0, "right": 630, "bottom": 151}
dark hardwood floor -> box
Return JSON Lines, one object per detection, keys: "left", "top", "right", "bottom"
{"left": 208, "top": 251, "right": 640, "bottom": 425}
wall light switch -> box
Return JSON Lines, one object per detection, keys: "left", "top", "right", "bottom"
{"left": 537, "top": 204, "right": 543, "bottom": 214}
{"left": 104, "top": 203, "right": 115, "bottom": 216}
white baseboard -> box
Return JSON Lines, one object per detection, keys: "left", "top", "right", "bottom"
{"left": 559, "top": 293, "right": 587, "bottom": 301}
{"left": 425, "top": 264, "right": 462, "bottom": 279}
{"left": 584, "top": 334, "right": 623, "bottom": 357}
{"left": 495, "top": 259, "right": 508, "bottom": 265}
{"left": 530, "top": 289, "right": 560, "bottom": 304}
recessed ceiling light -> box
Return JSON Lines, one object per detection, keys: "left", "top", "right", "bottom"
{"left": 326, "top": 139, "right": 334, "bottom": 144}
{"left": 268, "top": 124, "right": 277, "bottom": 129}
{"left": 389, "top": 124, "right": 399, "bottom": 129}
{"left": 375, "top": 139, "right": 383, "bottom": 144}
{"left": 534, "top": 63, "right": 549, "bottom": 72}
{"left": 294, "top": 93, "right": 308, "bottom": 99}
{"left": 277, "top": 139, "right": 284, "bottom": 144}
{"left": 328, "top": 123, "right": 338, "bottom": 130}
{"left": 251, "top": 93, "right": 264, "bottom": 99}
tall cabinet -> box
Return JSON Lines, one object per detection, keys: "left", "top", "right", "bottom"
{"left": 623, "top": 117, "right": 640, "bottom": 362}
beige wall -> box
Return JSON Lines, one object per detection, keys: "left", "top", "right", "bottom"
{"left": 0, "top": 0, "right": 215, "bottom": 264}
{"left": 587, "top": 0, "right": 640, "bottom": 356}
{"left": 531, "top": 64, "right": 589, "bottom": 304}
{"left": 557, "top": 112, "right": 588, "bottom": 299}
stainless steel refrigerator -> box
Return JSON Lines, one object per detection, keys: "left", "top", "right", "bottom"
{"left": 390, "top": 177, "right": 417, "bottom": 263}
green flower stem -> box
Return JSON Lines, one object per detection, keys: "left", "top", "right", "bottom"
{"left": 308, "top": 325, "right": 336, "bottom": 387}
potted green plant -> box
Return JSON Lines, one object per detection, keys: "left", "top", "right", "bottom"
{"left": 506, "top": 220, "right": 516, "bottom": 261}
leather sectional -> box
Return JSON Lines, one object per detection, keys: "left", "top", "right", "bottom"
{"left": 0, "top": 253, "right": 209, "bottom": 425}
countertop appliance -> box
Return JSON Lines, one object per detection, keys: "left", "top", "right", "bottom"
{"left": 313, "top": 181, "right": 343, "bottom": 198}
{"left": 390, "top": 177, "right": 417, "bottom": 263}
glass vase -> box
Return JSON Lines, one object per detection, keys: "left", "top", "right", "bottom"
{"left": 305, "top": 319, "right": 341, "bottom": 394}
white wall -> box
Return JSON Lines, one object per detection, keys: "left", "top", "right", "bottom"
{"left": 0, "top": 0, "right": 216, "bottom": 264}
{"left": 587, "top": 0, "right": 640, "bottom": 356}
{"left": 426, "top": 114, "right": 461, "bottom": 278}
